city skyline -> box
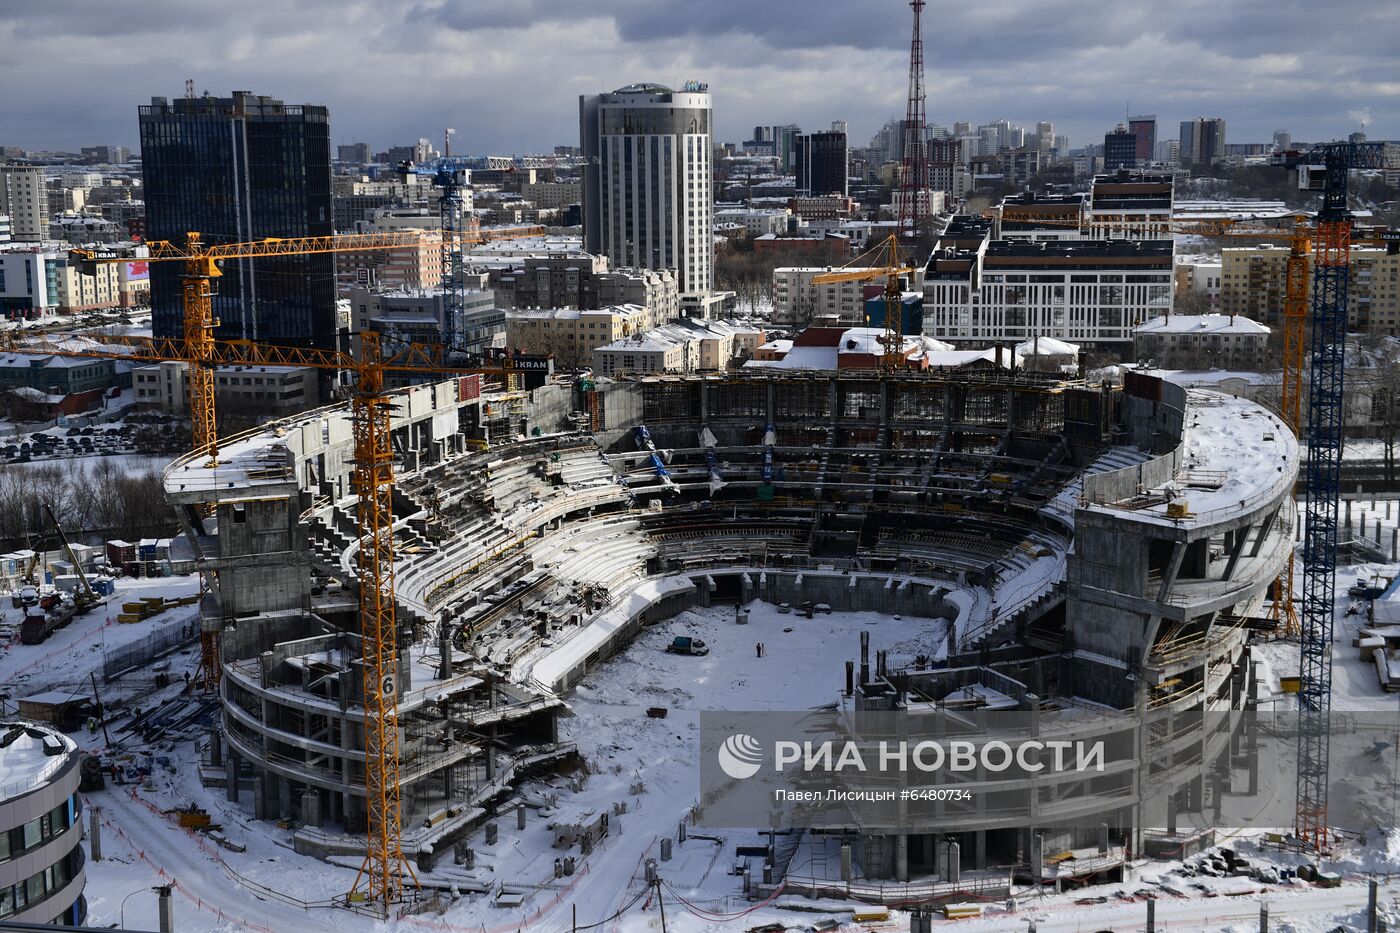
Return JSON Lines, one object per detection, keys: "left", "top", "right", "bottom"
{"left": 1, "top": 0, "right": 1395, "bottom": 154}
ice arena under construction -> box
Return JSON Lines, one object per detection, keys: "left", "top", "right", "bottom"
{"left": 166, "top": 365, "right": 1297, "bottom": 888}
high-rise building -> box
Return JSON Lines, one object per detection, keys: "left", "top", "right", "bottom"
{"left": 769, "top": 124, "right": 801, "bottom": 172}
{"left": 1127, "top": 115, "right": 1156, "bottom": 163}
{"left": 139, "top": 91, "right": 335, "bottom": 348}
{"left": 1272, "top": 129, "right": 1292, "bottom": 152}
{"left": 1035, "top": 121, "right": 1054, "bottom": 153}
{"left": 580, "top": 82, "right": 714, "bottom": 294}
{"left": 1104, "top": 125, "right": 1138, "bottom": 171}
{"left": 1179, "top": 117, "right": 1227, "bottom": 165}
{"left": 80, "top": 145, "right": 131, "bottom": 164}
{"left": 0, "top": 166, "right": 49, "bottom": 241}
{"left": 337, "top": 142, "right": 371, "bottom": 164}
{"left": 795, "top": 124, "right": 848, "bottom": 197}
{"left": 1052, "top": 134, "right": 1071, "bottom": 159}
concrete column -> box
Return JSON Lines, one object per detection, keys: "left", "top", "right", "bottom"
{"left": 1369, "top": 878, "right": 1380, "bottom": 933}
{"left": 1030, "top": 832, "right": 1043, "bottom": 887}
{"left": 208, "top": 730, "right": 222, "bottom": 768}
{"left": 921, "top": 833, "right": 934, "bottom": 870}
{"left": 1098, "top": 822, "right": 1109, "bottom": 855}
{"left": 975, "top": 829, "right": 986, "bottom": 870}
{"left": 1166, "top": 791, "right": 1177, "bottom": 835}
{"left": 88, "top": 806, "right": 101, "bottom": 862}
{"left": 226, "top": 749, "right": 240, "bottom": 803}
{"left": 945, "top": 840, "right": 960, "bottom": 884}
{"left": 895, "top": 833, "right": 908, "bottom": 883}
{"left": 301, "top": 789, "right": 322, "bottom": 828}
{"left": 1146, "top": 899, "right": 1155, "bottom": 933}
{"left": 158, "top": 885, "right": 174, "bottom": 933}
{"left": 840, "top": 842, "right": 852, "bottom": 881}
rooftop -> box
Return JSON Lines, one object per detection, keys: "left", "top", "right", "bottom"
{"left": 1134, "top": 313, "right": 1269, "bottom": 336}
{"left": 0, "top": 720, "right": 76, "bottom": 801}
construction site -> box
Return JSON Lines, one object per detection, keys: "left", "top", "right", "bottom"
{"left": 0, "top": 5, "right": 1395, "bottom": 924}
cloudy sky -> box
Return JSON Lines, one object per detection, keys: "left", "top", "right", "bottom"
{"left": 3, "top": 0, "right": 1397, "bottom": 155}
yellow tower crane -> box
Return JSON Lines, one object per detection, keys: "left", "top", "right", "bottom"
{"left": 812, "top": 234, "right": 919, "bottom": 370}
{"left": 72, "top": 226, "right": 544, "bottom": 686}
{"left": 0, "top": 323, "right": 522, "bottom": 914}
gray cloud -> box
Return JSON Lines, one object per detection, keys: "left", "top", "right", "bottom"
{"left": 0, "top": 1, "right": 1395, "bottom": 155}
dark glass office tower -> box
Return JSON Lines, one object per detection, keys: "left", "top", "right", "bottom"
{"left": 139, "top": 91, "right": 335, "bottom": 349}
{"left": 795, "top": 128, "right": 849, "bottom": 197}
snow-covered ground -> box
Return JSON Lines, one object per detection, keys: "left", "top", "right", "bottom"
{"left": 52, "top": 593, "right": 1398, "bottom": 931}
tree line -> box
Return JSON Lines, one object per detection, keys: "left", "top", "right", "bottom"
{"left": 0, "top": 458, "right": 175, "bottom": 552}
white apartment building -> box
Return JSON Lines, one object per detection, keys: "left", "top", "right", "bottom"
{"left": 133, "top": 361, "right": 316, "bottom": 415}
{"left": 714, "top": 208, "right": 791, "bottom": 237}
{"left": 923, "top": 221, "right": 1175, "bottom": 347}
{"left": 580, "top": 82, "right": 714, "bottom": 294}
{"left": 0, "top": 248, "right": 59, "bottom": 317}
{"left": 772, "top": 266, "right": 883, "bottom": 328}
{"left": 592, "top": 319, "right": 764, "bottom": 376}
{"left": 1175, "top": 256, "right": 1223, "bottom": 310}
{"left": 1133, "top": 313, "right": 1269, "bottom": 369}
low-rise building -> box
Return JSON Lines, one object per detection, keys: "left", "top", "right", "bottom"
{"left": 714, "top": 208, "right": 792, "bottom": 237}
{"left": 1133, "top": 313, "right": 1270, "bottom": 370}
{"left": 1175, "top": 256, "right": 1223, "bottom": 311}
{"left": 506, "top": 304, "right": 653, "bottom": 368}
{"left": 133, "top": 361, "right": 317, "bottom": 416}
{"left": 773, "top": 265, "right": 891, "bottom": 329}
{"left": 335, "top": 230, "right": 443, "bottom": 293}
{"left": 348, "top": 286, "right": 502, "bottom": 355}
{"left": 0, "top": 352, "right": 119, "bottom": 415}
{"left": 592, "top": 319, "right": 764, "bottom": 376}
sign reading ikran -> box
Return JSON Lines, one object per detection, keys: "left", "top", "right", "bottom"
{"left": 697, "top": 710, "right": 1400, "bottom": 834}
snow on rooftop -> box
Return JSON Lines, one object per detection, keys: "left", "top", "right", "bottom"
{"left": 0, "top": 721, "right": 74, "bottom": 799}
{"left": 1134, "top": 313, "right": 1269, "bottom": 336}
{"left": 1014, "top": 336, "right": 1080, "bottom": 356}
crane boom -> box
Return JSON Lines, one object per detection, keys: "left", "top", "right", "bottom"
{"left": 43, "top": 504, "right": 96, "bottom": 606}
{"left": 71, "top": 223, "right": 544, "bottom": 467}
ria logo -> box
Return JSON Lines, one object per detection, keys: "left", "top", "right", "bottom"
{"left": 717, "top": 733, "right": 764, "bottom": 780}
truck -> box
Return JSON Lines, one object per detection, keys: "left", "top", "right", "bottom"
{"left": 666, "top": 636, "right": 709, "bottom": 656}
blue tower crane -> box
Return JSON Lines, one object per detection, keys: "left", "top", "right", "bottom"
{"left": 397, "top": 158, "right": 477, "bottom": 354}
{"left": 1289, "top": 140, "right": 1387, "bottom": 849}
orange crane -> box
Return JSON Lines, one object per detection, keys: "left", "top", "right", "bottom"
{"left": 985, "top": 209, "right": 1312, "bottom": 633}
{"left": 72, "top": 226, "right": 543, "bottom": 469}
{"left": 71, "top": 226, "right": 543, "bottom": 688}
{"left": 0, "top": 322, "right": 516, "bottom": 912}
{"left": 812, "top": 234, "right": 919, "bottom": 370}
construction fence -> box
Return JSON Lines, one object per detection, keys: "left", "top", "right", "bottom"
{"left": 102, "top": 612, "right": 200, "bottom": 682}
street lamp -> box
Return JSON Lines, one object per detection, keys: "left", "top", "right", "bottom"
{"left": 118, "top": 885, "right": 162, "bottom": 929}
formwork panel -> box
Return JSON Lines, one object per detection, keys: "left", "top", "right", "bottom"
{"left": 712, "top": 381, "right": 767, "bottom": 418}
{"left": 774, "top": 381, "right": 830, "bottom": 420}
{"left": 642, "top": 382, "right": 701, "bottom": 423}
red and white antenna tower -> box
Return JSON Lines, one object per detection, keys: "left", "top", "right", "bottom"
{"left": 897, "top": 0, "right": 929, "bottom": 240}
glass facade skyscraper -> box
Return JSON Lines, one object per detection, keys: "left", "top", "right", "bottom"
{"left": 139, "top": 91, "right": 335, "bottom": 349}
